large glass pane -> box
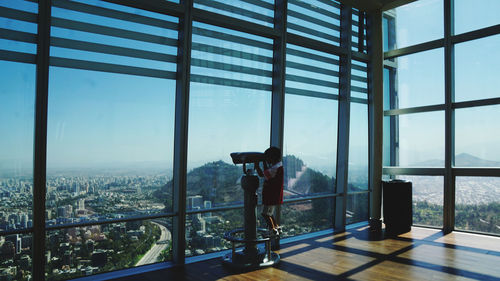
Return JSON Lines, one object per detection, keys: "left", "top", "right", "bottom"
{"left": 346, "top": 193, "right": 369, "bottom": 225}
{"left": 47, "top": 69, "right": 175, "bottom": 224}
{"left": 352, "top": 10, "right": 367, "bottom": 53}
{"left": 0, "top": 234, "right": 32, "bottom": 281}
{"left": 397, "top": 112, "right": 445, "bottom": 167}
{"left": 46, "top": 1, "right": 177, "bottom": 226}
{"left": 390, "top": 0, "right": 443, "bottom": 50}
{"left": 396, "top": 176, "right": 443, "bottom": 227}
{"left": 351, "top": 60, "right": 368, "bottom": 100}
{"left": 280, "top": 198, "right": 334, "bottom": 237}
{"left": 349, "top": 103, "right": 368, "bottom": 191}
{"left": 194, "top": 0, "right": 274, "bottom": 28}
{"left": 455, "top": 105, "right": 500, "bottom": 166}
{"left": 188, "top": 22, "right": 272, "bottom": 209}
{"left": 0, "top": 1, "right": 37, "bottom": 233}
{"left": 455, "top": 35, "right": 500, "bottom": 102}
{"left": 389, "top": 48, "right": 444, "bottom": 109}
{"left": 186, "top": 209, "right": 242, "bottom": 257}
{"left": 455, "top": 0, "right": 500, "bottom": 34}
{"left": 287, "top": 0, "right": 341, "bottom": 46}
{"left": 456, "top": 177, "right": 500, "bottom": 235}
{"left": 0, "top": 61, "right": 35, "bottom": 232}
{"left": 284, "top": 95, "right": 337, "bottom": 195}
{"left": 46, "top": 219, "right": 171, "bottom": 280}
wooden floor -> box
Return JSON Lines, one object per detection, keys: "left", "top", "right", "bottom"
{"left": 110, "top": 226, "right": 500, "bottom": 281}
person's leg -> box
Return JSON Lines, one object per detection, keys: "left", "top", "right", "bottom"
{"left": 261, "top": 205, "right": 277, "bottom": 231}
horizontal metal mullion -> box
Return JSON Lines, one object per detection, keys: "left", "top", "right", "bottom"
{"left": 453, "top": 97, "right": 500, "bottom": 109}
{"left": 186, "top": 204, "right": 243, "bottom": 215}
{"left": 452, "top": 24, "right": 500, "bottom": 45}
{"left": 53, "top": 0, "right": 178, "bottom": 30}
{"left": 192, "top": 8, "right": 278, "bottom": 40}
{"left": 0, "top": 6, "right": 37, "bottom": 23}
{"left": 50, "top": 56, "right": 177, "bottom": 79}
{"left": 285, "top": 86, "right": 339, "bottom": 100}
{"left": 351, "top": 62, "right": 368, "bottom": 72}
{"left": 0, "top": 49, "right": 36, "bottom": 64}
{"left": 192, "top": 42, "right": 272, "bottom": 63}
{"left": 289, "top": 0, "right": 340, "bottom": 21}
{"left": 286, "top": 61, "right": 339, "bottom": 77}
{"left": 239, "top": 0, "right": 274, "bottom": 10}
{"left": 453, "top": 168, "right": 500, "bottom": 177}
{"left": 196, "top": 0, "right": 273, "bottom": 23}
{"left": 0, "top": 228, "right": 33, "bottom": 237}
{"left": 190, "top": 74, "right": 272, "bottom": 91}
{"left": 288, "top": 22, "right": 340, "bottom": 43}
{"left": 351, "top": 85, "right": 367, "bottom": 93}
{"left": 384, "top": 38, "right": 445, "bottom": 60}
{"left": 288, "top": 10, "right": 340, "bottom": 32}
{"left": 383, "top": 59, "right": 398, "bottom": 69}
{"left": 350, "top": 96, "right": 368, "bottom": 104}
{"left": 287, "top": 33, "right": 347, "bottom": 57}
{"left": 351, "top": 51, "right": 370, "bottom": 63}
{"left": 0, "top": 27, "right": 37, "bottom": 44}
{"left": 316, "top": 0, "right": 341, "bottom": 10}
{"left": 283, "top": 193, "right": 340, "bottom": 204}
{"left": 51, "top": 17, "right": 178, "bottom": 47}
{"left": 346, "top": 190, "right": 370, "bottom": 196}
{"left": 286, "top": 73, "right": 339, "bottom": 88}
{"left": 191, "top": 58, "right": 272, "bottom": 77}
{"left": 384, "top": 104, "right": 446, "bottom": 116}
{"left": 383, "top": 167, "right": 445, "bottom": 176}
{"left": 287, "top": 47, "right": 340, "bottom": 65}
{"left": 102, "top": 0, "right": 184, "bottom": 18}
{"left": 46, "top": 212, "right": 177, "bottom": 231}
{"left": 351, "top": 74, "right": 367, "bottom": 83}
{"left": 192, "top": 26, "right": 273, "bottom": 49}
{"left": 51, "top": 36, "right": 177, "bottom": 63}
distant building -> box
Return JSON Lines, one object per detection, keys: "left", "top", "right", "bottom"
{"left": 203, "top": 200, "right": 212, "bottom": 217}
{"left": 91, "top": 250, "right": 107, "bottom": 267}
{"left": 187, "top": 195, "right": 203, "bottom": 210}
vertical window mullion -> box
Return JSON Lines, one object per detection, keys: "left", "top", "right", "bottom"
{"left": 334, "top": 4, "right": 352, "bottom": 232}
{"left": 172, "top": 0, "right": 192, "bottom": 265}
{"left": 34, "top": 0, "right": 51, "bottom": 280}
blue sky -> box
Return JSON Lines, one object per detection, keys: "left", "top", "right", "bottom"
{"left": 0, "top": 0, "right": 499, "bottom": 177}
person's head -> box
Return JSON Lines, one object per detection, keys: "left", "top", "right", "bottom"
{"left": 264, "top": 146, "right": 281, "bottom": 165}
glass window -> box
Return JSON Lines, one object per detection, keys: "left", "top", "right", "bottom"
{"left": 455, "top": 35, "right": 500, "bottom": 102}
{"left": 351, "top": 60, "right": 368, "bottom": 99}
{"left": 287, "top": 0, "right": 341, "bottom": 46}
{"left": 46, "top": 219, "right": 171, "bottom": 280}
{"left": 186, "top": 209, "right": 242, "bottom": 257}
{"left": 388, "top": 48, "right": 444, "bottom": 109}
{"left": 455, "top": 0, "right": 500, "bottom": 34}
{"left": 397, "top": 111, "right": 445, "bottom": 167}
{"left": 346, "top": 193, "right": 369, "bottom": 225}
{"left": 396, "top": 176, "right": 443, "bottom": 227}
{"left": 455, "top": 177, "right": 500, "bottom": 235}
{"left": 283, "top": 95, "right": 338, "bottom": 195}
{"left": 286, "top": 44, "right": 339, "bottom": 98}
{"left": 390, "top": 0, "right": 443, "bottom": 50}
{"left": 281, "top": 198, "right": 334, "bottom": 237}
{"left": 455, "top": 105, "right": 500, "bottom": 166}
{"left": 352, "top": 10, "right": 367, "bottom": 53}
{"left": 46, "top": 1, "right": 177, "bottom": 227}
{"left": 0, "top": 61, "right": 35, "bottom": 230}
{"left": 349, "top": 103, "right": 368, "bottom": 191}
{"left": 188, "top": 22, "right": 272, "bottom": 208}
{"left": 0, "top": 234, "right": 32, "bottom": 281}
{"left": 194, "top": 0, "right": 274, "bottom": 28}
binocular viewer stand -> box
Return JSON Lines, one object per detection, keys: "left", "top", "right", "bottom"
{"left": 222, "top": 171, "right": 280, "bottom": 269}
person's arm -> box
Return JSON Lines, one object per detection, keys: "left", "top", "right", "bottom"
{"left": 254, "top": 162, "right": 264, "bottom": 177}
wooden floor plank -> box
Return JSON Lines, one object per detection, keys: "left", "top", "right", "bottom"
{"left": 109, "top": 227, "right": 500, "bottom": 281}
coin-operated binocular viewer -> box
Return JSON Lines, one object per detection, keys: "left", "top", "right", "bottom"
{"left": 222, "top": 152, "right": 280, "bottom": 269}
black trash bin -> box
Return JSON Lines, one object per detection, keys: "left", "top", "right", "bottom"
{"left": 383, "top": 180, "right": 412, "bottom": 235}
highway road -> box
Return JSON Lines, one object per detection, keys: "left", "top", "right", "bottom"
{"left": 135, "top": 222, "right": 171, "bottom": 266}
